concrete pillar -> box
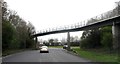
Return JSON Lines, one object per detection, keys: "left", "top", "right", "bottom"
{"left": 67, "top": 32, "right": 71, "bottom": 51}
{"left": 35, "top": 37, "right": 38, "bottom": 49}
{"left": 112, "top": 21, "right": 120, "bottom": 50}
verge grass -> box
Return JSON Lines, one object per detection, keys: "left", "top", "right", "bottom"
{"left": 72, "top": 48, "right": 118, "bottom": 62}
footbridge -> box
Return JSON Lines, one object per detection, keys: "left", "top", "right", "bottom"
{"left": 32, "top": 6, "right": 120, "bottom": 50}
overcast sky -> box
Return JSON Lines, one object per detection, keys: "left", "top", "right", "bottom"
{"left": 5, "top": 0, "right": 119, "bottom": 41}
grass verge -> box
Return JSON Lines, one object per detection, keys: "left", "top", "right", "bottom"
{"left": 72, "top": 47, "right": 118, "bottom": 63}
{"left": 48, "top": 46, "right": 63, "bottom": 48}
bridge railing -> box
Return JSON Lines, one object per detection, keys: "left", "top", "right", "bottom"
{"left": 37, "top": 3, "right": 120, "bottom": 34}
{"left": 86, "top": 8, "right": 119, "bottom": 25}
{"left": 37, "top": 20, "right": 87, "bottom": 33}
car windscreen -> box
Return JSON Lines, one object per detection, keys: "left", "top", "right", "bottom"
{"left": 41, "top": 46, "right": 48, "bottom": 48}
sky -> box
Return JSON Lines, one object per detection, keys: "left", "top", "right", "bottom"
{"left": 4, "top": 0, "right": 119, "bottom": 41}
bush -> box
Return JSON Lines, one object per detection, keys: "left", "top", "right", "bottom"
{"left": 101, "top": 32, "right": 113, "bottom": 49}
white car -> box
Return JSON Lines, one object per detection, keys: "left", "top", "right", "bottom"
{"left": 40, "top": 46, "right": 49, "bottom": 53}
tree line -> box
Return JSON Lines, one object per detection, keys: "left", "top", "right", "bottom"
{"left": 39, "top": 36, "right": 80, "bottom": 46}
{"left": 80, "top": 2, "right": 120, "bottom": 50}
{"left": 80, "top": 26, "right": 113, "bottom": 50}
{"left": 2, "top": 1, "right": 36, "bottom": 52}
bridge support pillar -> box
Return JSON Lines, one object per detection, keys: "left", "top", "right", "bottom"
{"left": 112, "top": 21, "right": 120, "bottom": 50}
{"left": 67, "top": 32, "right": 71, "bottom": 51}
{"left": 35, "top": 37, "right": 39, "bottom": 49}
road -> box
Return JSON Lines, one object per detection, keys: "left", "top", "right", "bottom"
{"left": 2, "top": 48, "right": 95, "bottom": 64}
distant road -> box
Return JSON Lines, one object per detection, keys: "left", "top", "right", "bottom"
{"left": 2, "top": 48, "right": 94, "bottom": 64}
